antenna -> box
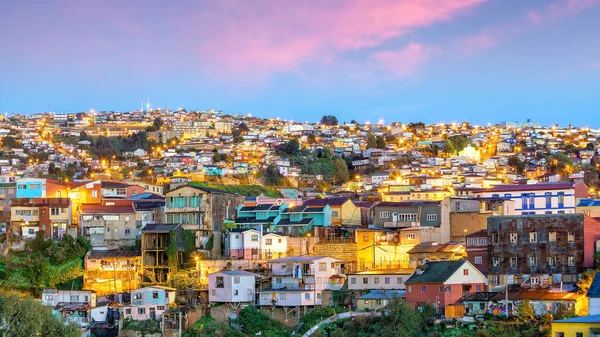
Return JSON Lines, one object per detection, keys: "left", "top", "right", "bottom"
{"left": 146, "top": 97, "right": 151, "bottom": 112}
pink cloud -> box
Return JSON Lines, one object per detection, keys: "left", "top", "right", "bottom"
{"left": 455, "top": 31, "right": 500, "bottom": 56}
{"left": 174, "top": 0, "right": 486, "bottom": 79}
{"left": 371, "top": 43, "right": 433, "bottom": 77}
{"left": 528, "top": 0, "right": 600, "bottom": 25}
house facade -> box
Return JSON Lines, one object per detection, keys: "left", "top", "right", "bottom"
{"left": 372, "top": 201, "right": 441, "bottom": 229}
{"left": 79, "top": 203, "right": 137, "bottom": 248}
{"left": 487, "top": 214, "right": 587, "bottom": 288}
{"left": 465, "top": 229, "right": 489, "bottom": 275}
{"left": 405, "top": 260, "right": 487, "bottom": 312}
{"left": 10, "top": 197, "right": 71, "bottom": 239}
{"left": 120, "top": 286, "right": 176, "bottom": 321}
{"left": 258, "top": 255, "right": 342, "bottom": 307}
{"left": 208, "top": 270, "right": 257, "bottom": 304}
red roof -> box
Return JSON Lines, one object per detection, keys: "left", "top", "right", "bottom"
{"left": 80, "top": 203, "right": 135, "bottom": 214}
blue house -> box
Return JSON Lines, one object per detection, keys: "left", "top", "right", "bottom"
{"left": 15, "top": 178, "right": 46, "bottom": 198}
{"left": 235, "top": 203, "right": 285, "bottom": 232}
{"left": 203, "top": 165, "right": 223, "bottom": 177}
{"left": 235, "top": 202, "right": 332, "bottom": 236}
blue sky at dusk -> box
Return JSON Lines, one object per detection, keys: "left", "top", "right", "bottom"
{"left": 1, "top": 0, "right": 599, "bottom": 125}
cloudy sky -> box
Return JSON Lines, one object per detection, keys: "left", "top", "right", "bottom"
{"left": 1, "top": 0, "right": 599, "bottom": 125}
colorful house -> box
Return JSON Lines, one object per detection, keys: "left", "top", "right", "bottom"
{"left": 405, "top": 260, "right": 487, "bottom": 313}
{"left": 15, "top": 177, "right": 46, "bottom": 198}
{"left": 356, "top": 290, "right": 405, "bottom": 311}
{"left": 551, "top": 314, "right": 600, "bottom": 337}
{"left": 303, "top": 197, "right": 360, "bottom": 226}
{"left": 120, "top": 286, "right": 176, "bottom": 321}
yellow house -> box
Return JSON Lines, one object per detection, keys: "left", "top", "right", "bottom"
{"left": 382, "top": 188, "right": 451, "bottom": 202}
{"left": 304, "top": 197, "right": 361, "bottom": 226}
{"left": 551, "top": 314, "right": 600, "bottom": 337}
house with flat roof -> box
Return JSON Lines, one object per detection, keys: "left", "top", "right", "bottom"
{"left": 208, "top": 270, "right": 257, "bottom": 305}
{"left": 347, "top": 269, "right": 415, "bottom": 291}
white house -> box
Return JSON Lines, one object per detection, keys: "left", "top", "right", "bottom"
{"left": 120, "top": 286, "right": 176, "bottom": 321}
{"left": 258, "top": 255, "right": 342, "bottom": 307}
{"left": 225, "top": 228, "right": 261, "bottom": 260}
{"left": 262, "top": 232, "right": 288, "bottom": 260}
{"left": 347, "top": 269, "right": 415, "bottom": 291}
{"left": 41, "top": 289, "right": 97, "bottom": 307}
{"left": 371, "top": 172, "right": 390, "bottom": 185}
{"left": 208, "top": 270, "right": 257, "bottom": 304}
{"left": 457, "top": 182, "right": 586, "bottom": 215}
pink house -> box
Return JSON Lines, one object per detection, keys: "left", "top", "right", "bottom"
{"left": 405, "top": 260, "right": 487, "bottom": 313}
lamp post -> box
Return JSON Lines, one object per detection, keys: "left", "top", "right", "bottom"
{"left": 194, "top": 256, "right": 200, "bottom": 288}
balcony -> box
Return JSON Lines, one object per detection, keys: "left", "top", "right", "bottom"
{"left": 383, "top": 221, "right": 419, "bottom": 228}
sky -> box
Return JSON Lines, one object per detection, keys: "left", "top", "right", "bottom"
{"left": 1, "top": 0, "right": 599, "bottom": 126}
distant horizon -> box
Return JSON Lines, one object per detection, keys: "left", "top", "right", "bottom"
{"left": 5, "top": 107, "right": 597, "bottom": 129}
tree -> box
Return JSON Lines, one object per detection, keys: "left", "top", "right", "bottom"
{"left": 516, "top": 299, "right": 535, "bottom": 320}
{"left": 577, "top": 271, "right": 596, "bottom": 294}
{"left": 1, "top": 136, "right": 20, "bottom": 149}
{"left": 444, "top": 135, "right": 470, "bottom": 155}
{"left": 378, "top": 298, "right": 423, "bottom": 336}
{"left": 274, "top": 140, "right": 300, "bottom": 157}
{"left": 333, "top": 158, "right": 350, "bottom": 185}
{"left": 264, "top": 164, "right": 283, "bottom": 186}
{"left": 307, "top": 134, "right": 317, "bottom": 144}
{"left": 367, "top": 134, "right": 377, "bottom": 149}
{"left": 508, "top": 155, "right": 526, "bottom": 174}
{"left": 320, "top": 115, "right": 339, "bottom": 126}
{"left": 376, "top": 136, "right": 386, "bottom": 149}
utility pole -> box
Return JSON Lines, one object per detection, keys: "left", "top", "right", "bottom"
{"left": 505, "top": 274, "right": 509, "bottom": 317}
{"left": 179, "top": 311, "right": 182, "bottom": 337}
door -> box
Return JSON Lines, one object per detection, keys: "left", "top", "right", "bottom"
{"left": 392, "top": 213, "right": 398, "bottom": 222}
{"left": 149, "top": 307, "right": 156, "bottom": 320}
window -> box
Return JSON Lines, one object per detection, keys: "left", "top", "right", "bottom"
{"left": 568, "top": 232, "right": 575, "bottom": 242}
{"left": 545, "top": 192, "right": 552, "bottom": 208}
{"left": 530, "top": 232, "right": 537, "bottom": 243}
{"left": 280, "top": 293, "right": 287, "bottom": 300}
{"left": 363, "top": 277, "right": 368, "bottom": 284}
{"left": 157, "top": 306, "right": 165, "bottom": 311}
{"left": 510, "top": 257, "right": 517, "bottom": 268}
{"left": 558, "top": 192, "right": 565, "bottom": 207}
{"left": 28, "top": 229, "right": 34, "bottom": 235}
{"left": 234, "top": 290, "right": 239, "bottom": 296}
{"left": 474, "top": 256, "right": 482, "bottom": 264}
{"left": 421, "top": 286, "right": 426, "bottom": 293}
{"left": 493, "top": 275, "right": 500, "bottom": 285}
{"left": 385, "top": 277, "right": 390, "bottom": 284}
{"left": 492, "top": 258, "right": 500, "bottom": 267}
{"left": 531, "top": 277, "right": 539, "bottom": 285}
{"left": 265, "top": 238, "right": 272, "bottom": 245}
{"left": 216, "top": 277, "right": 224, "bottom": 288}
{"left": 529, "top": 257, "right": 537, "bottom": 267}
{"left": 492, "top": 233, "right": 499, "bottom": 244}
{"left": 408, "top": 286, "right": 412, "bottom": 292}
{"left": 138, "top": 308, "right": 146, "bottom": 315}
{"left": 152, "top": 292, "right": 159, "bottom": 299}
{"left": 545, "top": 211, "right": 553, "bottom": 214}
{"left": 125, "top": 228, "right": 131, "bottom": 235}
{"left": 374, "top": 277, "right": 380, "bottom": 284}
{"left": 363, "top": 234, "right": 369, "bottom": 242}
{"left": 405, "top": 233, "right": 416, "bottom": 241}
{"left": 445, "top": 286, "right": 451, "bottom": 292}
{"left": 17, "top": 184, "right": 26, "bottom": 190}
{"left": 304, "top": 293, "right": 310, "bottom": 299}
{"left": 134, "top": 292, "right": 143, "bottom": 300}
{"left": 251, "top": 234, "right": 259, "bottom": 242}
{"left": 31, "top": 183, "right": 41, "bottom": 189}
{"left": 332, "top": 211, "right": 339, "bottom": 217}
{"left": 504, "top": 193, "right": 511, "bottom": 198}
{"left": 70, "top": 295, "right": 79, "bottom": 302}
{"left": 568, "top": 256, "right": 575, "bottom": 266}
{"left": 350, "top": 277, "right": 356, "bottom": 285}
{"left": 51, "top": 208, "right": 59, "bottom": 216}
{"left": 92, "top": 190, "right": 98, "bottom": 198}
{"left": 510, "top": 233, "right": 518, "bottom": 244}
{"left": 463, "top": 269, "right": 469, "bottom": 276}
{"left": 576, "top": 332, "right": 583, "bottom": 337}
{"left": 476, "top": 285, "right": 482, "bottom": 292}
{"left": 125, "top": 308, "right": 131, "bottom": 315}
{"left": 426, "top": 214, "right": 437, "bottom": 221}
{"left": 116, "top": 188, "right": 126, "bottom": 195}
{"left": 318, "top": 262, "right": 326, "bottom": 271}
{"left": 548, "top": 256, "right": 556, "bottom": 267}
{"left": 380, "top": 212, "right": 390, "bottom": 219}
{"left": 234, "top": 277, "right": 240, "bottom": 284}
{"left": 549, "top": 232, "right": 557, "bottom": 242}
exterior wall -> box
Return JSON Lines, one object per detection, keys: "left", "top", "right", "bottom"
{"left": 15, "top": 178, "right": 46, "bottom": 198}
{"left": 357, "top": 298, "right": 391, "bottom": 311}
{"left": 373, "top": 203, "right": 441, "bottom": 228}
{"left": 488, "top": 214, "right": 584, "bottom": 287}
{"left": 41, "top": 290, "right": 96, "bottom": 307}
{"left": 258, "top": 291, "right": 313, "bottom": 306}
{"left": 121, "top": 304, "right": 169, "bottom": 321}
{"left": 583, "top": 216, "right": 600, "bottom": 268}
{"left": 262, "top": 234, "right": 288, "bottom": 260}
{"left": 340, "top": 201, "right": 361, "bottom": 226}
{"left": 347, "top": 274, "right": 410, "bottom": 290}
{"left": 449, "top": 213, "right": 488, "bottom": 243}
{"left": 590, "top": 298, "right": 600, "bottom": 315}
{"left": 131, "top": 287, "right": 174, "bottom": 306}
{"left": 80, "top": 212, "right": 137, "bottom": 248}
{"left": 478, "top": 187, "right": 575, "bottom": 215}
{"left": 551, "top": 322, "right": 600, "bottom": 337}
{"left": 466, "top": 236, "right": 489, "bottom": 274}
{"left": 208, "top": 273, "right": 255, "bottom": 303}
{"left": 406, "top": 282, "right": 487, "bottom": 309}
